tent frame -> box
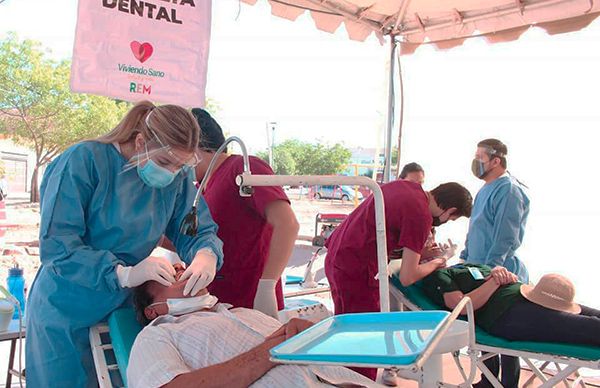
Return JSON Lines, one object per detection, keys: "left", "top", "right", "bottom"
{"left": 250, "top": 0, "right": 600, "bottom": 182}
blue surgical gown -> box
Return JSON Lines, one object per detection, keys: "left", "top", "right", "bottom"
{"left": 25, "top": 141, "right": 223, "bottom": 387}
{"left": 460, "top": 175, "right": 530, "bottom": 283}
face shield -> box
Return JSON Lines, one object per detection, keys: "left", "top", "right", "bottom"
{"left": 472, "top": 146, "right": 504, "bottom": 179}
{"left": 122, "top": 115, "right": 201, "bottom": 175}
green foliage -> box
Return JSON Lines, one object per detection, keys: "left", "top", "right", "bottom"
{"left": 204, "top": 98, "right": 220, "bottom": 115}
{"left": 0, "top": 33, "right": 129, "bottom": 201}
{"left": 0, "top": 33, "right": 129, "bottom": 160}
{"left": 391, "top": 146, "right": 399, "bottom": 166}
{"left": 257, "top": 139, "right": 351, "bottom": 176}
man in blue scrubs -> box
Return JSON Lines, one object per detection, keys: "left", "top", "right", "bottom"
{"left": 461, "top": 138, "right": 530, "bottom": 388}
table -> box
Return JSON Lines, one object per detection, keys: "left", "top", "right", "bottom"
{"left": 283, "top": 282, "right": 330, "bottom": 298}
{"left": 0, "top": 319, "right": 26, "bottom": 387}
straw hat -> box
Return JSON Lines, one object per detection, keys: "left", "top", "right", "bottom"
{"left": 520, "top": 274, "right": 581, "bottom": 314}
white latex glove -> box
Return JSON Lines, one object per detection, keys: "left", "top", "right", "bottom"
{"left": 374, "top": 259, "right": 403, "bottom": 280}
{"left": 253, "top": 279, "right": 279, "bottom": 319}
{"left": 116, "top": 256, "right": 176, "bottom": 288}
{"left": 180, "top": 249, "right": 217, "bottom": 296}
{"left": 441, "top": 239, "right": 458, "bottom": 260}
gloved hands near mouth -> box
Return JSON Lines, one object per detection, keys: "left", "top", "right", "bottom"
{"left": 180, "top": 248, "right": 218, "bottom": 296}
{"left": 117, "top": 256, "right": 176, "bottom": 288}
{"left": 117, "top": 248, "right": 218, "bottom": 295}
{"left": 439, "top": 239, "right": 458, "bottom": 260}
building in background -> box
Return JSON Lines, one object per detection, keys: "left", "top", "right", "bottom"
{"left": 345, "top": 147, "right": 397, "bottom": 181}
{"left": 0, "top": 135, "right": 38, "bottom": 196}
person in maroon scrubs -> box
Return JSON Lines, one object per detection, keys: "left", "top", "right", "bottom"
{"left": 191, "top": 108, "right": 299, "bottom": 319}
{"left": 325, "top": 180, "right": 472, "bottom": 380}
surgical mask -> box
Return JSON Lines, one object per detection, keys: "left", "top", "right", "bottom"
{"left": 138, "top": 160, "right": 176, "bottom": 188}
{"left": 137, "top": 143, "right": 177, "bottom": 188}
{"left": 432, "top": 210, "right": 448, "bottom": 227}
{"left": 471, "top": 158, "right": 490, "bottom": 179}
{"left": 432, "top": 216, "right": 443, "bottom": 227}
{"left": 149, "top": 293, "right": 218, "bottom": 316}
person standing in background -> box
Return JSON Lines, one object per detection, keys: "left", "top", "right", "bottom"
{"left": 461, "top": 138, "right": 530, "bottom": 388}
{"left": 399, "top": 162, "right": 425, "bottom": 185}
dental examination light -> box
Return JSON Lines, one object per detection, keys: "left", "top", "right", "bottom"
{"left": 180, "top": 135, "right": 390, "bottom": 311}
{"left": 235, "top": 173, "right": 390, "bottom": 312}
{"left": 180, "top": 136, "right": 252, "bottom": 236}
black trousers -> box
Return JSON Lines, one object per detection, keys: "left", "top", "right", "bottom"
{"left": 478, "top": 300, "right": 600, "bottom": 387}
{"left": 477, "top": 354, "right": 520, "bottom": 388}
{"left": 489, "top": 299, "right": 600, "bottom": 347}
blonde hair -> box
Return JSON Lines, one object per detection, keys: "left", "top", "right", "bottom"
{"left": 97, "top": 100, "right": 199, "bottom": 151}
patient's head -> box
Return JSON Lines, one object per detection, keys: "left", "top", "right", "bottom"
{"left": 133, "top": 263, "right": 209, "bottom": 325}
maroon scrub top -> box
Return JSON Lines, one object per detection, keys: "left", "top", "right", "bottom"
{"left": 325, "top": 180, "right": 432, "bottom": 314}
{"left": 205, "top": 155, "right": 289, "bottom": 310}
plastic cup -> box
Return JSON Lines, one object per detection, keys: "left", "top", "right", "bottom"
{"left": 0, "top": 299, "right": 15, "bottom": 332}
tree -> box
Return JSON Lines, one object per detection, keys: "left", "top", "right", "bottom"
{"left": 0, "top": 33, "right": 129, "bottom": 202}
{"left": 256, "top": 139, "right": 351, "bottom": 176}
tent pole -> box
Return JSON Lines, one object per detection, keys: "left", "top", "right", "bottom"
{"left": 395, "top": 37, "right": 404, "bottom": 176}
{"left": 383, "top": 35, "right": 398, "bottom": 183}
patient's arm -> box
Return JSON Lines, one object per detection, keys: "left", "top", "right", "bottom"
{"left": 162, "top": 319, "right": 312, "bottom": 388}
{"left": 267, "top": 317, "right": 313, "bottom": 340}
{"left": 442, "top": 278, "right": 500, "bottom": 314}
{"left": 162, "top": 334, "right": 285, "bottom": 388}
{"left": 399, "top": 248, "right": 446, "bottom": 286}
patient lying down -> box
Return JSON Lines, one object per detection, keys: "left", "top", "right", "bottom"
{"left": 421, "top": 264, "right": 600, "bottom": 347}
{"left": 128, "top": 264, "right": 381, "bottom": 388}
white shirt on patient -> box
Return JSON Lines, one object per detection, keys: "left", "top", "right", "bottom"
{"left": 127, "top": 303, "right": 380, "bottom": 388}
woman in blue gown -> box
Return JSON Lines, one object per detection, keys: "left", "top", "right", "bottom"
{"left": 25, "top": 101, "right": 224, "bottom": 387}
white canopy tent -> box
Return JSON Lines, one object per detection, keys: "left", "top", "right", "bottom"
{"left": 242, "top": 0, "right": 600, "bottom": 181}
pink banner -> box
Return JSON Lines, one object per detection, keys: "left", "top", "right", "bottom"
{"left": 71, "top": 0, "right": 211, "bottom": 107}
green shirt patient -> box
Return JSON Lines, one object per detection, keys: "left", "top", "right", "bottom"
{"left": 418, "top": 263, "right": 600, "bottom": 352}
{"left": 422, "top": 264, "right": 524, "bottom": 331}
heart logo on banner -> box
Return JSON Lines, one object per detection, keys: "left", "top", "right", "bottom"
{"left": 130, "top": 41, "right": 154, "bottom": 63}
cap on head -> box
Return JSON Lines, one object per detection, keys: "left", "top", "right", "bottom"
{"left": 191, "top": 108, "right": 225, "bottom": 152}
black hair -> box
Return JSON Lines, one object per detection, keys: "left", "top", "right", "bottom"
{"left": 191, "top": 108, "right": 226, "bottom": 152}
{"left": 477, "top": 138, "right": 507, "bottom": 169}
{"left": 399, "top": 162, "right": 424, "bottom": 179}
{"left": 133, "top": 282, "right": 154, "bottom": 326}
{"left": 430, "top": 182, "right": 473, "bottom": 218}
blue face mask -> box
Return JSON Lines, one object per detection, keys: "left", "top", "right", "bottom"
{"left": 137, "top": 160, "right": 176, "bottom": 188}
{"left": 137, "top": 143, "right": 177, "bottom": 188}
